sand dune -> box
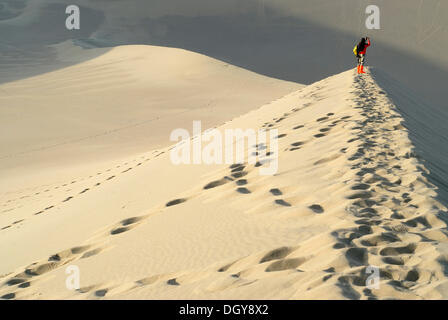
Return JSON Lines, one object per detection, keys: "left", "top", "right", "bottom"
{"left": 2, "top": 0, "right": 446, "bottom": 113}
{"left": 0, "top": 42, "right": 299, "bottom": 195}
{"left": 1, "top": 67, "right": 447, "bottom": 300}
{"left": 1, "top": 0, "right": 447, "bottom": 301}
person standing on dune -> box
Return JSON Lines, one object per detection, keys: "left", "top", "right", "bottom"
{"left": 353, "top": 37, "right": 371, "bottom": 74}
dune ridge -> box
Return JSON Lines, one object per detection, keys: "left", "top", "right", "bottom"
{"left": 1, "top": 68, "right": 448, "bottom": 300}
{"left": 0, "top": 42, "right": 300, "bottom": 195}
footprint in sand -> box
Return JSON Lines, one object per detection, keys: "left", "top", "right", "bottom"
{"left": 81, "top": 248, "right": 104, "bottom": 259}
{"left": 259, "top": 246, "right": 294, "bottom": 263}
{"left": 2, "top": 245, "right": 96, "bottom": 292}
{"left": 62, "top": 196, "right": 73, "bottom": 203}
{"left": 121, "top": 216, "right": 145, "bottom": 226}
{"left": 110, "top": 216, "right": 146, "bottom": 235}
{"left": 274, "top": 199, "right": 291, "bottom": 207}
{"left": 314, "top": 154, "right": 340, "bottom": 165}
{"left": 269, "top": 188, "right": 283, "bottom": 196}
{"left": 308, "top": 204, "right": 324, "bottom": 214}
{"left": 351, "top": 183, "right": 370, "bottom": 190}
{"left": 94, "top": 289, "right": 108, "bottom": 297}
{"left": 166, "top": 198, "right": 187, "bottom": 207}
{"left": 236, "top": 187, "right": 251, "bottom": 194}
{"left": 1, "top": 293, "right": 15, "bottom": 300}
{"left": 231, "top": 171, "right": 247, "bottom": 179}
{"left": 230, "top": 165, "right": 246, "bottom": 173}
{"left": 291, "top": 141, "right": 305, "bottom": 147}
{"left": 329, "top": 120, "right": 341, "bottom": 127}
{"left": 203, "top": 178, "right": 229, "bottom": 190}
{"left": 289, "top": 141, "right": 305, "bottom": 151}
{"left": 236, "top": 179, "right": 248, "bottom": 186}
{"left": 217, "top": 260, "right": 238, "bottom": 272}
{"left": 167, "top": 278, "right": 180, "bottom": 286}
{"left": 345, "top": 247, "right": 368, "bottom": 267}
{"left": 265, "top": 258, "right": 306, "bottom": 272}
{"left": 275, "top": 117, "right": 285, "bottom": 123}
{"left": 35, "top": 205, "right": 55, "bottom": 215}
{"left": 379, "top": 243, "right": 416, "bottom": 256}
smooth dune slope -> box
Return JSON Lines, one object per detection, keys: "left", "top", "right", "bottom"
{"left": 0, "top": 42, "right": 300, "bottom": 194}
{"left": 1, "top": 68, "right": 447, "bottom": 300}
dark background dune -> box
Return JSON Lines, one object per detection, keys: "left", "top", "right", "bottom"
{"left": 1, "top": 0, "right": 446, "bottom": 109}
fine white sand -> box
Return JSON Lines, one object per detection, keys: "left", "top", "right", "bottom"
{"left": 0, "top": 42, "right": 300, "bottom": 195}
{"left": 1, "top": 57, "right": 448, "bottom": 299}
{"left": 1, "top": 0, "right": 448, "bottom": 301}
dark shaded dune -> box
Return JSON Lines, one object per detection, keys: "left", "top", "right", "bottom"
{"left": 0, "top": 2, "right": 104, "bottom": 45}
{"left": 0, "top": 0, "right": 27, "bottom": 20}
{"left": 1, "top": 2, "right": 446, "bottom": 125}
{"left": 0, "top": 2, "right": 107, "bottom": 84}
{"left": 127, "top": 9, "right": 447, "bottom": 116}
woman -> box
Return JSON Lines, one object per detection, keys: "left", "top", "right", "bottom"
{"left": 354, "top": 37, "right": 371, "bottom": 74}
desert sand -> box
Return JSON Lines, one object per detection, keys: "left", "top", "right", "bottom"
{"left": 1, "top": 58, "right": 448, "bottom": 299}
{"left": 1, "top": 0, "right": 448, "bottom": 301}
{"left": 0, "top": 42, "right": 300, "bottom": 194}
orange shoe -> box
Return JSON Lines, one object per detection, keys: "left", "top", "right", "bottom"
{"left": 360, "top": 65, "right": 366, "bottom": 73}
{"left": 357, "top": 65, "right": 360, "bottom": 73}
